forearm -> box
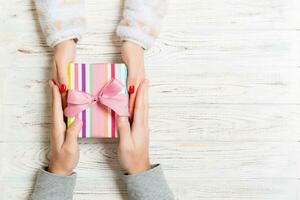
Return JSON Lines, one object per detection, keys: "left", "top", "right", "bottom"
{"left": 121, "top": 41, "right": 144, "bottom": 68}
{"left": 123, "top": 164, "right": 174, "bottom": 200}
{"left": 117, "top": 0, "right": 168, "bottom": 49}
{"left": 31, "top": 169, "right": 76, "bottom": 200}
{"left": 34, "top": 0, "right": 86, "bottom": 47}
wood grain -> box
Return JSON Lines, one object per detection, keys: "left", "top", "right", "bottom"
{"left": 2, "top": 104, "right": 300, "bottom": 142}
{"left": 1, "top": 0, "right": 300, "bottom": 199}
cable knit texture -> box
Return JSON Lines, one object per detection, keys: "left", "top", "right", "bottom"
{"left": 117, "top": 0, "right": 168, "bottom": 49}
{"left": 34, "top": 0, "right": 86, "bottom": 47}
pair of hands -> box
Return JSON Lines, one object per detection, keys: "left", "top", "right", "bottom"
{"left": 53, "top": 39, "right": 144, "bottom": 117}
{"left": 48, "top": 40, "right": 150, "bottom": 176}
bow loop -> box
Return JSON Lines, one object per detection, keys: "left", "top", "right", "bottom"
{"left": 67, "top": 90, "right": 94, "bottom": 104}
{"left": 64, "top": 79, "right": 129, "bottom": 117}
{"left": 100, "top": 79, "right": 124, "bottom": 97}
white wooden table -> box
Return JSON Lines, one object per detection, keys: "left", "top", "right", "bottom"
{"left": 1, "top": 0, "right": 300, "bottom": 199}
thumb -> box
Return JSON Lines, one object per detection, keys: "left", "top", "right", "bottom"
{"left": 127, "top": 77, "right": 137, "bottom": 120}
{"left": 64, "top": 118, "right": 82, "bottom": 148}
{"left": 117, "top": 116, "right": 132, "bottom": 145}
{"left": 53, "top": 60, "right": 70, "bottom": 108}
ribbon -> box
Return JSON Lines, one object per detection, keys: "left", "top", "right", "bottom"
{"left": 64, "top": 79, "right": 129, "bottom": 117}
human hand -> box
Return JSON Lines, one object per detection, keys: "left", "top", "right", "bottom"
{"left": 117, "top": 80, "right": 150, "bottom": 174}
{"left": 53, "top": 39, "right": 76, "bottom": 107}
{"left": 121, "top": 41, "right": 145, "bottom": 120}
{"left": 48, "top": 80, "right": 82, "bottom": 176}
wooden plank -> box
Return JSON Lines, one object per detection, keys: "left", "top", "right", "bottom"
{"left": 7, "top": 30, "right": 300, "bottom": 70}
{"left": 2, "top": 104, "right": 300, "bottom": 143}
{"left": 1, "top": 0, "right": 300, "bottom": 199}
{"left": 1, "top": 0, "right": 300, "bottom": 69}
{"left": 1, "top": 142, "right": 299, "bottom": 179}
{"left": 0, "top": 141, "right": 299, "bottom": 198}
{"left": 2, "top": 65, "right": 300, "bottom": 105}
{"left": 2, "top": 0, "right": 300, "bottom": 33}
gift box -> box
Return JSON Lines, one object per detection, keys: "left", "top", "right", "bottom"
{"left": 65, "top": 63, "right": 129, "bottom": 138}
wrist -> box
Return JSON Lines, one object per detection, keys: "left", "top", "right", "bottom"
{"left": 121, "top": 41, "right": 144, "bottom": 66}
{"left": 127, "top": 161, "right": 151, "bottom": 175}
{"left": 48, "top": 165, "right": 72, "bottom": 176}
{"left": 54, "top": 39, "right": 76, "bottom": 51}
{"left": 123, "top": 41, "right": 144, "bottom": 52}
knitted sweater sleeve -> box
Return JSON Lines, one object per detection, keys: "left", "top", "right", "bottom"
{"left": 116, "top": 0, "right": 168, "bottom": 49}
{"left": 34, "top": 0, "right": 86, "bottom": 47}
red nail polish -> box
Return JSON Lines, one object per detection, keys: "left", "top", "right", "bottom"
{"left": 128, "top": 85, "right": 134, "bottom": 94}
{"left": 59, "top": 84, "right": 67, "bottom": 93}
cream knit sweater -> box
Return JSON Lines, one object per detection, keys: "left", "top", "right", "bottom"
{"left": 34, "top": 0, "right": 167, "bottom": 49}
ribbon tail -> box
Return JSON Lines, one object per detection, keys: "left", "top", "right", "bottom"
{"left": 64, "top": 104, "right": 91, "bottom": 117}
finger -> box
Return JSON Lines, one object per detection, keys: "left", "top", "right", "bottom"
{"left": 117, "top": 116, "right": 132, "bottom": 146}
{"left": 56, "top": 61, "right": 69, "bottom": 87}
{"left": 54, "top": 61, "right": 69, "bottom": 108}
{"left": 131, "top": 80, "right": 149, "bottom": 142}
{"left": 127, "top": 64, "right": 144, "bottom": 118}
{"left": 49, "top": 80, "right": 64, "bottom": 121}
{"left": 52, "top": 61, "right": 59, "bottom": 85}
{"left": 64, "top": 117, "right": 82, "bottom": 148}
{"left": 127, "top": 78, "right": 137, "bottom": 120}
{"left": 128, "top": 90, "right": 137, "bottom": 121}
{"left": 49, "top": 80, "right": 65, "bottom": 147}
{"left": 133, "top": 81, "right": 146, "bottom": 124}
{"left": 143, "top": 80, "right": 149, "bottom": 127}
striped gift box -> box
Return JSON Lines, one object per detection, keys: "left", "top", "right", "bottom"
{"left": 67, "top": 63, "right": 128, "bottom": 138}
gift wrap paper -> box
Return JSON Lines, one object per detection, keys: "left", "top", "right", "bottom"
{"left": 67, "top": 63, "right": 128, "bottom": 138}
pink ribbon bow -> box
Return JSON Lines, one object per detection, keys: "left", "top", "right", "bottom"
{"left": 64, "top": 79, "right": 129, "bottom": 117}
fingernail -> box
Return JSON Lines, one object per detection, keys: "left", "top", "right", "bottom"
{"left": 128, "top": 85, "right": 134, "bottom": 94}
{"left": 59, "top": 84, "right": 67, "bottom": 93}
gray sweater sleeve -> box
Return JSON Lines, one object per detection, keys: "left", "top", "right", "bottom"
{"left": 31, "top": 164, "right": 173, "bottom": 200}
{"left": 31, "top": 169, "right": 76, "bottom": 200}
{"left": 123, "top": 164, "right": 174, "bottom": 200}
